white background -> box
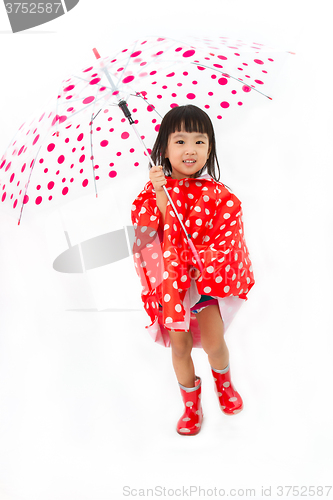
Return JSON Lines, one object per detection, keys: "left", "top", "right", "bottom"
{"left": 0, "top": 1, "right": 333, "bottom": 499}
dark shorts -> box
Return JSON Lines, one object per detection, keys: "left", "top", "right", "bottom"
{"left": 158, "top": 294, "right": 218, "bottom": 314}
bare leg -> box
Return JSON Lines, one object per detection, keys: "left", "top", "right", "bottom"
{"left": 168, "top": 329, "right": 195, "bottom": 388}
{"left": 194, "top": 304, "right": 229, "bottom": 370}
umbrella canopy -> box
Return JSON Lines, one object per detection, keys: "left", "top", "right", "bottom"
{"left": 0, "top": 35, "right": 289, "bottom": 224}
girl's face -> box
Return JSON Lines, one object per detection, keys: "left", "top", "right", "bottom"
{"left": 165, "top": 127, "right": 211, "bottom": 180}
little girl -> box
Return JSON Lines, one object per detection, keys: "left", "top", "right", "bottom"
{"left": 131, "top": 105, "right": 254, "bottom": 435}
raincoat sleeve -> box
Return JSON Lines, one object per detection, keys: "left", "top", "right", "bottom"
{"left": 130, "top": 181, "right": 164, "bottom": 319}
{"left": 214, "top": 182, "right": 255, "bottom": 299}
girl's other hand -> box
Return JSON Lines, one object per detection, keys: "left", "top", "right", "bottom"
{"left": 149, "top": 165, "right": 167, "bottom": 192}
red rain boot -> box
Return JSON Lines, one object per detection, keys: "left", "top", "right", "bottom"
{"left": 176, "top": 376, "right": 203, "bottom": 435}
{"left": 211, "top": 364, "right": 243, "bottom": 415}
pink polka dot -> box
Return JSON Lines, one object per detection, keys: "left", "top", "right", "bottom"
{"left": 109, "top": 170, "right": 117, "bottom": 178}
{"left": 238, "top": 102, "right": 243, "bottom": 106}
{"left": 167, "top": 72, "right": 175, "bottom": 77}
{"left": 183, "top": 49, "right": 195, "bottom": 58}
{"left": 129, "top": 148, "right": 135, "bottom": 153}
{"left": 90, "top": 78, "right": 101, "bottom": 85}
{"left": 131, "top": 50, "right": 142, "bottom": 57}
{"left": 13, "top": 200, "right": 18, "bottom": 209}
{"left": 218, "top": 55, "right": 227, "bottom": 61}
{"left": 170, "top": 103, "right": 178, "bottom": 108}
{"left": 21, "top": 163, "right": 26, "bottom": 172}
{"left": 121, "top": 132, "right": 130, "bottom": 139}
{"left": 220, "top": 101, "right": 229, "bottom": 108}
{"left": 35, "top": 196, "right": 42, "bottom": 205}
{"left": 79, "top": 155, "right": 85, "bottom": 163}
{"left": 82, "top": 179, "right": 88, "bottom": 187}
{"left": 64, "top": 84, "right": 75, "bottom": 92}
{"left": 23, "top": 195, "right": 29, "bottom": 204}
{"left": 254, "top": 59, "right": 264, "bottom": 65}
{"left": 134, "top": 162, "right": 139, "bottom": 167}
{"left": 58, "top": 155, "right": 65, "bottom": 164}
{"left": 147, "top": 105, "right": 154, "bottom": 112}
{"left": 18, "top": 145, "right": 25, "bottom": 156}
{"left": 155, "top": 124, "right": 160, "bottom": 132}
{"left": 62, "top": 187, "right": 69, "bottom": 196}
{"left": 116, "top": 152, "right": 121, "bottom": 156}
{"left": 32, "top": 134, "right": 40, "bottom": 145}
{"left": 123, "top": 75, "right": 135, "bottom": 84}
{"left": 83, "top": 66, "right": 93, "bottom": 73}
{"left": 255, "top": 79, "right": 264, "bottom": 85}
{"left": 242, "top": 85, "right": 251, "bottom": 92}
{"left": 77, "top": 133, "right": 84, "bottom": 141}
{"left": 218, "top": 77, "right": 228, "bottom": 85}
{"left": 0, "top": 160, "right": 5, "bottom": 169}
{"left": 1, "top": 192, "right": 6, "bottom": 202}
{"left": 48, "top": 181, "right": 54, "bottom": 190}
{"left": 9, "top": 173, "right": 15, "bottom": 183}
{"left": 83, "top": 96, "right": 95, "bottom": 104}
{"left": 186, "top": 93, "right": 196, "bottom": 100}
{"left": 100, "top": 140, "right": 108, "bottom": 147}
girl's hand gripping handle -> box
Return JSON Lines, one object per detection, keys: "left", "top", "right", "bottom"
{"left": 149, "top": 165, "right": 167, "bottom": 192}
{"left": 149, "top": 165, "right": 168, "bottom": 226}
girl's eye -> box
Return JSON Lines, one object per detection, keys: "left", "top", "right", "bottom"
{"left": 176, "top": 140, "right": 185, "bottom": 144}
{"left": 196, "top": 141, "right": 204, "bottom": 144}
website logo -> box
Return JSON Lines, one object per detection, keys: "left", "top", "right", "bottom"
{"left": 3, "top": 0, "right": 79, "bottom": 33}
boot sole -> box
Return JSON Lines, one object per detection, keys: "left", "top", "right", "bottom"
{"left": 222, "top": 406, "right": 243, "bottom": 415}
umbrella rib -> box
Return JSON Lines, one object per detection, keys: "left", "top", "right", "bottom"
{"left": 89, "top": 112, "right": 98, "bottom": 198}
{"left": 192, "top": 62, "right": 272, "bottom": 99}
{"left": 130, "top": 93, "right": 163, "bottom": 119}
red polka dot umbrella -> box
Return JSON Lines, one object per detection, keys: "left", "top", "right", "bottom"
{"left": 0, "top": 35, "right": 290, "bottom": 226}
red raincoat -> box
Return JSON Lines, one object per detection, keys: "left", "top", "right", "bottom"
{"left": 131, "top": 173, "right": 254, "bottom": 347}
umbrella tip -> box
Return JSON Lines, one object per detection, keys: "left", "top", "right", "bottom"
{"left": 18, "top": 220, "right": 20, "bottom": 226}
{"left": 93, "top": 48, "right": 101, "bottom": 59}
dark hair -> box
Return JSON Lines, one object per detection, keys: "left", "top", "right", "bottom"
{"left": 150, "top": 105, "right": 220, "bottom": 182}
